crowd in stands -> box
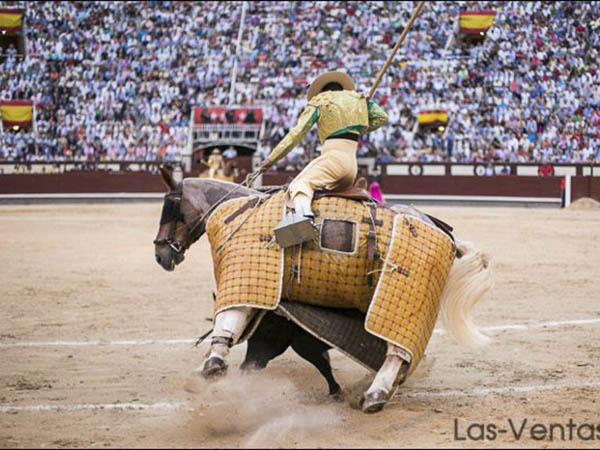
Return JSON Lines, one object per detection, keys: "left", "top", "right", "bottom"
{"left": 1, "top": 1, "right": 599, "bottom": 168}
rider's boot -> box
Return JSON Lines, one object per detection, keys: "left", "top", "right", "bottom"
{"left": 360, "top": 344, "right": 408, "bottom": 413}
{"left": 195, "top": 307, "right": 253, "bottom": 379}
{"left": 273, "top": 193, "right": 317, "bottom": 248}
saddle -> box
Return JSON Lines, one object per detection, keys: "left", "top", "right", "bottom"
{"left": 257, "top": 177, "right": 373, "bottom": 203}
{"left": 254, "top": 178, "right": 454, "bottom": 242}
{"left": 314, "top": 185, "right": 372, "bottom": 202}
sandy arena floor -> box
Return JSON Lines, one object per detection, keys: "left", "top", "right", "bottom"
{"left": 0, "top": 201, "right": 599, "bottom": 448}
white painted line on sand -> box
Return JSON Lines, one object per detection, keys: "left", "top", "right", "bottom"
{"left": 2, "top": 381, "right": 599, "bottom": 414}
{"left": 0, "top": 401, "right": 185, "bottom": 413}
{"left": 433, "top": 317, "right": 600, "bottom": 336}
{"left": 2, "top": 317, "right": 599, "bottom": 349}
{"left": 0, "top": 338, "right": 196, "bottom": 348}
{"left": 394, "top": 380, "right": 600, "bottom": 400}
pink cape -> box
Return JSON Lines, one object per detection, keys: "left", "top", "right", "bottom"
{"left": 369, "top": 182, "right": 383, "bottom": 203}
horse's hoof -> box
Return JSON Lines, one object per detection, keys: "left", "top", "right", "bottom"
{"left": 330, "top": 390, "right": 344, "bottom": 402}
{"left": 360, "top": 390, "right": 388, "bottom": 414}
{"left": 239, "top": 361, "right": 263, "bottom": 374}
{"left": 198, "top": 356, "right": 228, "bottom": 379}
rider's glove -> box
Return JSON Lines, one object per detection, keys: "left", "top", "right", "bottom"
{"left": 260, "top": 159, "right": 274, "bottom": 172}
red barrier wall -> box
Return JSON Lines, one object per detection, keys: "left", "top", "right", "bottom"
{"left": 262, "top": 171, "right": 299, "bottom": 187}
{"left": 571, "top": 176, "right": 600, "bottom": 202}
{"left": 0, "top": 171, "right": 166, "bottom": 194}
{"left": 1, "top": 171, "right": 598, "bottom": 203}
{"left": 380, "top": 175, "right": 563, "bottom": 198}
{"left": 379, "top": 175, "right": 599, "bottom": 202}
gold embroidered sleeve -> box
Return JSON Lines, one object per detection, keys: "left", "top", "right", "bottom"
{"left": 366, "top": 100, "right": 389, "bottom": 133}
{"left": 267, "top": 105, "right": 319, "bottom": 164}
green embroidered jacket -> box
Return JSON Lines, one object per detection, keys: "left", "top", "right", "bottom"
{"left": 266, "top": 90, "right": 388, "bottom": 164}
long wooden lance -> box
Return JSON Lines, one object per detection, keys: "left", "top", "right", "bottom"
{"left": 367, "top": 1, "right": 426, "bottom": 99}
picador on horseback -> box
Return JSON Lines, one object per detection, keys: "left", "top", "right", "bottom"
{"left": 202, "top": 71, "right": 388, "bottom": 365}
{"left": 153, "top": 1, "right": 493, "bottom": 414}
{"left": 196, "top": 71, "right": 402, "bottom": 410}
{"left": 260, "top": 71, "right": 389, "bottom": 246}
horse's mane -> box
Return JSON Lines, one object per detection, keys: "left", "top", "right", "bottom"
{"left": 184, "top": 177, "right": 259, "bottom": 198}
{"left": 180, "top": 178, "right": 263, "bottom": 236}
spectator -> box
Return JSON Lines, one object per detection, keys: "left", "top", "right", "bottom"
{"left": 498, "top": 165, "right": 510, "bottom": 175}
{"left": 369, "top": 181, "right": 385, "bottom": 204}
{"left": 223, "top": 146, "right": 238, "bottom": 159}
{"left": 538, "top": 161, "right": 555, "bottom": 177}
{"left": 0, "top": 1, "right": 598, "bottom": 169}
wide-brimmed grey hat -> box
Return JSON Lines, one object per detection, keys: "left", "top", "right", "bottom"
{"left": 307, "top": 71, "right": 355, "bottom": 101}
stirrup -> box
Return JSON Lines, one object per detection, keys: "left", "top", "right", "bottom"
{"left": 273, "top": 212, "right": 318, "bottom": 248}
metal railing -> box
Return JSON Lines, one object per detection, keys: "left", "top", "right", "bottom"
{"left": 1, "top": 160, "right": 597, "bottom": 178}
{"left": 0, "top": 160, "right": 185, "bottom": 175}
{"left": 381, "top": 161, "right": 600, "bottom": 177}
{"left": 192, "top": 124, "right": 261, "bottom": 132}
{"left": 191, "top": 123, "right": 261, "bottom": 142}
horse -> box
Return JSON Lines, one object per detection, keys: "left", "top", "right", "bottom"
{"left": 153, "top": 168, "right": 493, "bottom": 412}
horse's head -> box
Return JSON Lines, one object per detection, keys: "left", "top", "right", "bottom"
{"left": 153, "top": 167, "right": 210, "bottom": 271}
{"left": 154, "top": 168, "right": 258, "bottom": 271}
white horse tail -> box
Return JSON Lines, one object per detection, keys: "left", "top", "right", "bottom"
{"left": 439, "top": 240, "right": 493, "bottom": 347}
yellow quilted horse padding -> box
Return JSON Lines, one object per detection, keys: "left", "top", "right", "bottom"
{"left": 206, "top": 191, "right": 455, "bottom": 373}
{"left": 366, "top": 215, "right": 455, "bottom": 373}
{"left": 206, "top": 192, "right": 286, "bottom": 314}
{"left": 281, "top": 196, "right": 395, "bottom": 312}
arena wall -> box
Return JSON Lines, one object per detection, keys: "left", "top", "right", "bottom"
{"left": 0, "top": 171, "right": 166, "bottom": 194}
{"left": 1, "top": 165, "right": 599, "bottom": 203}
{"left": 380, "top": 175, "right": 563, "bottom": 198}
{"left": 571, "top": 176, "right": 600, "bottom": 203}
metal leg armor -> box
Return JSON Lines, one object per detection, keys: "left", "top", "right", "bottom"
{"left": 361, "top": 343, "right": 408, "bottom": 413}
{"left": 197, "top": 307, "right": 254, "bottom": 378}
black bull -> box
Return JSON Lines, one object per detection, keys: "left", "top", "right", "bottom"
{"left": 241, "top": 310, "right": 343, "bottom": 399}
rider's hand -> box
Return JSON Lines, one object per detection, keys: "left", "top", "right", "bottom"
{"left": 260, "top": 159, "right": 274, "bottom": 172}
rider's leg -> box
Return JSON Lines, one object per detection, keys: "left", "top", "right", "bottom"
{"left": 291, "top": 192, "right": 314, "bottom": 218}
{"left": 275, "top": 143, "right": 357, "bottom": 248}
{"left": 289, "top": 141, "right": 358, "bottom": 211}
{"left": 200, "top": 306, "right": 254, "bottom": 377}
{"left": 362, "top": 342, "right": 408, "bottom": 412}
{"left": 287, "top": 160, "right": 320, "bottom": 218}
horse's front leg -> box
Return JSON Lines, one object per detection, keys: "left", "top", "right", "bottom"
{"left": 360, "top": 343, "right": 408, "bottom": 413}
{"left": 197, "top": 306, "right": 254, "bottom": 379}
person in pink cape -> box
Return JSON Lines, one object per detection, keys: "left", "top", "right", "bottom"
{"left": 369, "top": 181, "right": 385, "bottom": 204}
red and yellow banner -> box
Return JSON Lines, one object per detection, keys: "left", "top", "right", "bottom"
{"left": 193, "top": 107, "right": 263, "bottom": 125}
{"left": 1, "top": 100, "right": 33, "bottom": 129}
{"left": 0, "top": 9, "right": 23, "bottom": 33}
{"left": 459, "top": 10, "right": 495, "bottom": 34}
{"left": 417, "top": 110, "right": 448, "bottom": 125}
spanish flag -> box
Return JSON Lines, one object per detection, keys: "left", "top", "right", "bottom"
{"left": 1, "top": 100, "right": 33, "bottom": 129}
{"left": 459, "top": 10, "right": 495, "bottom": 34}
{"left": 417, "top": 110, "right": 448, "bottom": 126}
{"left": 0, "top": 9, "right": 23, "bottom": 33}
